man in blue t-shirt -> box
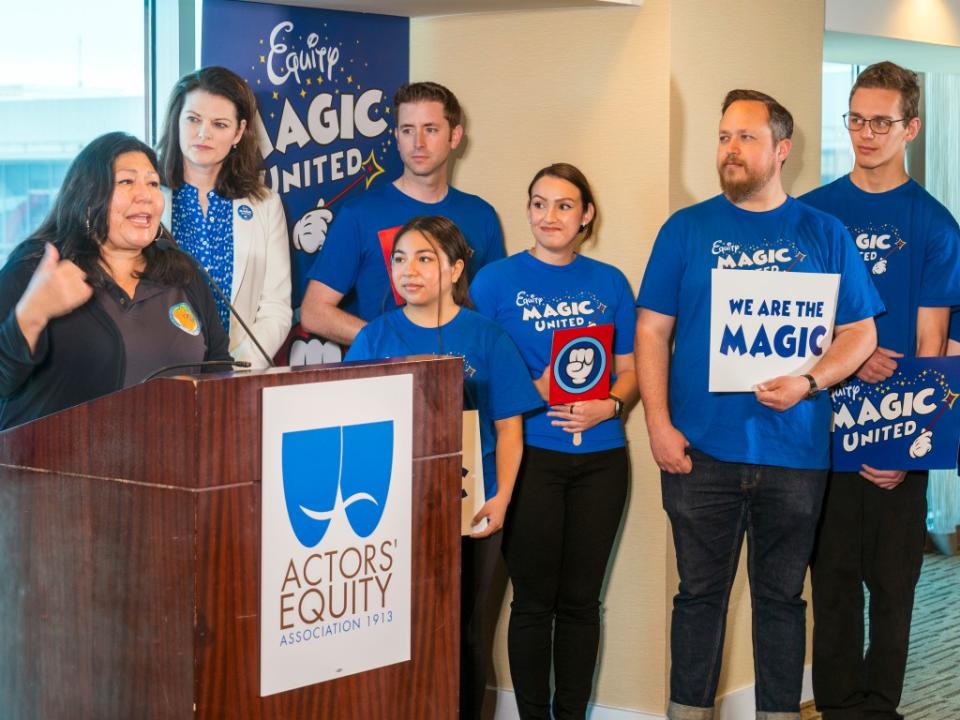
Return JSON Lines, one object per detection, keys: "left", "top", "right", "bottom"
{"left": 801, "top": 62, "right": 960, "bottom": 720}
{"left": 299, "top": 82, "right": 505, "bottom": 346}
{"left": 636, "top": 90, "right": 882, "bottom": 720}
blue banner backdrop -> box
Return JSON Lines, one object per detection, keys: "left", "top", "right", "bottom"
{"left": 831, "top": 356, "right": 960, "bottom": 472}
{"left": 201, "top": 0, "right": 408, "bottom": 320}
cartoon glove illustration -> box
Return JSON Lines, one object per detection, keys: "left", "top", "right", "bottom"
{"left": 566, "top": 347, "right": 595, "bottom": 385}
{"left": 909, "top": 429, "right": 933, "bottom": 458}
{"left": 292, "top": 199, "right": 334, "bottom": 254}
{"left": 872, "top": 258, "right": 887, "bottom": 275}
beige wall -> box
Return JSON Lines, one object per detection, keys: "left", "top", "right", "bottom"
{"left": 412, "top": 0, "right": 824, "bottom": 713}
{"left": 669, "top": 0, "right": 826, "bottom": 699}
{"left": 827, "top": 0, "right": 960, "bottom": 47}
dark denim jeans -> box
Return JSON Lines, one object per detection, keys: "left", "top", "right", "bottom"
{"left": 662, "top": 449, "right": 827, "bottom": 720}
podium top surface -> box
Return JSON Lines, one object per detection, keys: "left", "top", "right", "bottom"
{"left": 0, "top": 355, "right": 462, "bottom": 490}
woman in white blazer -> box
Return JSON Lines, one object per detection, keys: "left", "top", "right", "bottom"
{"left": 157, "top": 66, "right": 292, "bottom": 368}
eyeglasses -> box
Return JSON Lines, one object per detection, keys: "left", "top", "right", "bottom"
{"left": 843, "top": 113, "right": 908, "bottom": 134}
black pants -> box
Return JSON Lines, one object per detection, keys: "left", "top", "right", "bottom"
{"left": 461, "top": 532, "right": 504, "bottom": 720}
{"left": 502, "top": 445, "right": 628, "bottom": 720}
{"left": 811, "top": 471, "right": 928, "bottom": 720}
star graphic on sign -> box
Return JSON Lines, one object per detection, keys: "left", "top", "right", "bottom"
{"left": 259, "top": 38, "right": 264, "bottom": 45}
{"left": 347, "top": 75, "right": 353, "bottom": 83}
{"left": 946, "top": 389, "right": 960, "bottom": 409}
{"left": 385, "top": 107, "right": 391, "bottom": 114}
{"left": 272, "top": 91, "right": 279, "bottom": 100}
{"left": 795, "top": 251, "right": 807, "bottom": 262}
{"left": 306, "top": 78, "right": 312, "bottom": 85}
{"left": 300, "top": 88, "right": 307, "bottom": 98}
{"left": 259, "top": 55, "right": 266, "bottom": 63}
{"left": 895, "top": 239, "right": 907, "bottom": 250}
{"left": 316, "top": 76, "right": 323, "bottom": 85}
{"left": 362, "top": 150, "right": 386, "bottom": 189}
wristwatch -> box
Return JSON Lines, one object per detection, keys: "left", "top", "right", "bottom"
{"left": 802, "top": 373, "right": 819, "bottom": 399}
{"left": 610, "top": 393, "right": 624, "bottom": 419}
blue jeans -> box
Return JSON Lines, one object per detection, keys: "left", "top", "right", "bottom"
{"left": 662, "top": 449, "right": 827, "bottom": 720}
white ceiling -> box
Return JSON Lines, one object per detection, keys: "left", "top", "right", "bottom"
{"left": 239, "top": 0, "right": 642, "bottom": 19}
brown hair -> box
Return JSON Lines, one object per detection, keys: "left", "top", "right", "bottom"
{"left": 850, "top": 61, "right": 920, "bottom": 119}
{"left": 393, "top": 82, "right": 463, "bottom": 129}
{"left": 156, "top": 66, "right": 266, "bottom": 200}
{"left": 527, "top": 163, "right": 598, "bottom": 241}
{"left": 722, "top": 89, "right": 794, "bottom": 144}
{"left": 392, "top": 216, "right": 471, "bottom": 307}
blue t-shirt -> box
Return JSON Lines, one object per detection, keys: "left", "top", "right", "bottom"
{"left": 470, "top": 251, "right": 636, "bottom": 454}
{"left": 801, "top": 175, "right": 960, "bottom": 354}
{"left": 171, "top": 183, "right": 235, "bottom": 334}
{"left": 345, "top": 307, "right": 540, "bottom": 499}
{"left": 308, "top": 182, "right": 505, "bottom": 322}
{"left": 636, "top": 195, "right": 884, "bottom": 470}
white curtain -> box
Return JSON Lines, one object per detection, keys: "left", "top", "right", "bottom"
{"left": 924, "top": 71, "right": 960, "bottom": 549}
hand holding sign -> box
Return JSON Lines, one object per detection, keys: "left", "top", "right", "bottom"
{"left": 566, "top": 347, "right": 595, "bottom": 385}
{"left": 859, "top": 465, "right": 907, "bottom": 490}
{"left": 755, "top": 374, "right": 810, "bottom": 412}
{"left": 548, "top": 324, "right": 615, "bottom": 447}
{"left": 856, "top": 346, "right": 903, "bottom": 384}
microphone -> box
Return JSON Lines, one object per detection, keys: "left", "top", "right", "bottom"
{"left": 156, "top": 235, "right": 275, "bottom": 368}
{"left": 140, "top": 359, "right": 252, "bottom": 383}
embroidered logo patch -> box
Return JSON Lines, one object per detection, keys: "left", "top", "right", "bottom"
{"left": 237, "top": 204, "right": 254, "bottom": 220}
{"left": 169, "top": 302, "right": 201, "bottom": 336}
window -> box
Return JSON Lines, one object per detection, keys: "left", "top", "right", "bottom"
{"left": 0, "top": 1, "right": 146, "bottom": 264}
{"left": 820, "top": 62, "right": 857, "bottom": 186}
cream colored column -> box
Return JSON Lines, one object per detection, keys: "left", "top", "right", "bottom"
{"left": 411, "top": 0, "right": 824, "bottom": 713}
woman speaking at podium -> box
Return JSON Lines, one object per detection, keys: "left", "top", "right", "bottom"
{"left": 157, "top": 66, "right": 292, "bottom": 369}
{"left": 0, "top": 132, "right": 231, "bottom": 431}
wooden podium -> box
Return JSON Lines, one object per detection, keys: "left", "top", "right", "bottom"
{"left": 0, "top": 356, "right": 462, "bottom": 720}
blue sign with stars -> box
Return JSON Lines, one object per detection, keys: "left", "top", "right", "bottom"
{"left": 202, "top": 0, "right": 408, "bottom": 306}
{"left": 831, "top": 356, "right": 960, "bottom": 472}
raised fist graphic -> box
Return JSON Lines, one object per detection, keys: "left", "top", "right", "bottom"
{"left": 566, "top": 347, "right": 595, "bottom": 385}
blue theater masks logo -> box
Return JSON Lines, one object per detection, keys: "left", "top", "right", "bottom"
{"left": 281, "top": 421, "right": 394, "bottom": 547}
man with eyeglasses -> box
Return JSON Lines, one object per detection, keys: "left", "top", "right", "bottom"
{"left": 801, "top": 61, "right": 960, "bottom": 720}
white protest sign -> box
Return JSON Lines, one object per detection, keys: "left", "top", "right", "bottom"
{"left": 461, "top": 410, "right": 487, "bottom": 536}
{"left": 709, "top": 269, "right": 840, "bottom": 392}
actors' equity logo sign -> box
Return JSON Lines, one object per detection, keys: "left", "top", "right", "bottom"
{"left": 282, "top": 421, "right": 393, "bottom": 545}
{"left": 831, "top": 357, "right": 960, "bottom": 472}
{"left": 261, "top": 375, "right": 413, "bottom": 696}
{"left": 709, "top": 269, "right": 839, "bottom": 392}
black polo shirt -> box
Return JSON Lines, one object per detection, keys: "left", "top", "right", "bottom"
{"left": 96, "top": 278, "right": 207, "bottom": 386}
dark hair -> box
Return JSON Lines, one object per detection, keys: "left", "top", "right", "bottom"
{"left": 526, "top": 163, "right": 598, "bottom": 241}
{"left": 393, "top": 82, "right": 463, "bottom": 129}
{"left": 156, "top": 66, "right": 266, "bottom": 200}
{"left": 851, "top": 61, "right": 920, "bottom": 119}
{"left": 392, "top": 216, "right": 471, "bottom": 307}
{"left": 12, "top": 132, "right": 195, "bottom": 287}
{"left": 722, "top": 89, "right": 794, "bottom": 144}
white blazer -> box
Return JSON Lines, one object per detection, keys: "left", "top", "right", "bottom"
{"left": 162, "top": 187, "right": 293, "bottom": 368}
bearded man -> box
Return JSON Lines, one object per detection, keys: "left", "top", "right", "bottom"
{"left": 635, "top": 89, "right": 884, "bottom": 720}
